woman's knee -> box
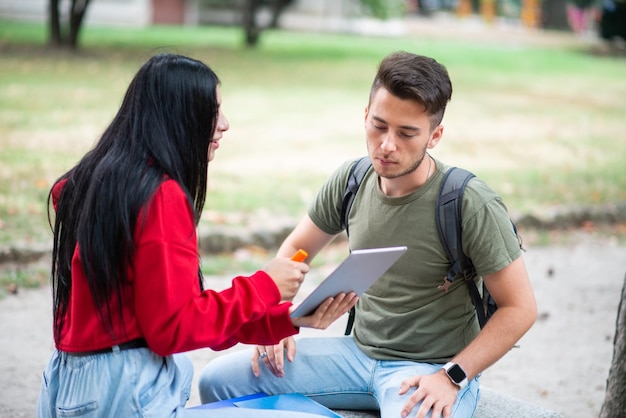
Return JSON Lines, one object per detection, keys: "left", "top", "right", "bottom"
{"left": 173, "top": 353, "right": 194, "bottom": 382}
{"left": 172, "top": 353, "right": 194, "bottom": 404}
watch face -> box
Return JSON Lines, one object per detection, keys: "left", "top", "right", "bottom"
{"left": 447, "top": 364, "right": 466, "bottom": 382}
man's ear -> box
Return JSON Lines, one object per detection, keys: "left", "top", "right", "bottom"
{"left": 428, "top": 124, "right": 444, "bottom": 149}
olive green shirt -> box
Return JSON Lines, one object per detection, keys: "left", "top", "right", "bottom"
{"left": 308, "top": 158, "right": 522, "bottom": 363}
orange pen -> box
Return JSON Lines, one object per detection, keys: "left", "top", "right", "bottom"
{"left": 290, "top": 249, "right": 308, "bottom": 262}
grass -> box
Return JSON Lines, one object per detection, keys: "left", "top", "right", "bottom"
{"left": 1, "top": 19, "right": 625, "bottom": 289}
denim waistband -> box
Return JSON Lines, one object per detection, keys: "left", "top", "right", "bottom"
{"left": 65, "top": 338, "right": 148, "bottom": 356}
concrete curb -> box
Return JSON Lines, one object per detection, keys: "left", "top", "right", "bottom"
{"left": 1, "top": 202, "right": 624, "bottom": 265}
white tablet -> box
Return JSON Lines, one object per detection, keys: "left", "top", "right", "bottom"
{"left": 290, "top": 246, "right": 407, "bottom": 318}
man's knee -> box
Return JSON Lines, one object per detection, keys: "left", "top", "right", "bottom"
{"left": 198, "top": 359, "right": 229, "bottom": 404}
{"left": 198, "top": 349, "right": 254, "bottom": 404}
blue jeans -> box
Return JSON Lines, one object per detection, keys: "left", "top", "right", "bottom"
{"left": 198, "top": 337, "right": 480, "bottom": 418}
{"left": 37, "top": 348, "right": 327, "bottom": 418}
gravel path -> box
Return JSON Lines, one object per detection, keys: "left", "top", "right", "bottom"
{"left": 0, "top": 234, "right": 624, "bottom": 418}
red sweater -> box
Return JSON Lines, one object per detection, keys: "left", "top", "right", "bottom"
{"left": 52, "top": 179, "right": 298, "bottom": 356}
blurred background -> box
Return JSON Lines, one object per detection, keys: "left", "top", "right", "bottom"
{"left": 0, "top": 0, "right": 625, "bottom": 282}
{"left": 2, "top": 0, "right": 626, "bottom": 47}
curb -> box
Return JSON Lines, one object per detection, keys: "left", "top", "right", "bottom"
{"left": 1, "top": 202, "right": 624, "bottom": 265}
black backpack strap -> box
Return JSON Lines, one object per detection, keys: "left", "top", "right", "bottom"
{"left": 340, "top": 157, "right": 372, "bottom": 336}
{"left": 340, "top": 156, "right": 372, "bottom": 236}
{"left": 436, "top": 167, "right": 476, "bottom": 283}
{"left": 466, "top": 272, "right": 488, "bottom": 328}
{"left": 344, "top": 307, "right": 356, "bottom": 336}
{"left": 435, "top": 167, "right": 490, "bottom": 328}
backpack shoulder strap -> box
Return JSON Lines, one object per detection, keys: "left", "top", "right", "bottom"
{"left": 435, "top": 167, "right": 492, "bottom": 328}
{"left": 341, "top": 157, "right": 371, "bottom": 336}
{"left": 340, "top": 156, "right": 372, "bottom": 236}
{"left": 435, "top": 167, "right": 476, "bottom": 283}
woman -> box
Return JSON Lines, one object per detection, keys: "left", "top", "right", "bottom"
{"left": 37, "top": 53, "right": 356, "bottom": 417}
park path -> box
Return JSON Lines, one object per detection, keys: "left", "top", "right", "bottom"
{"left": 0, "top": 235, "right": 624, "bottom": 418}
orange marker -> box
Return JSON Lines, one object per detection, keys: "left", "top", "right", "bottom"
{"left": 290, "top": 249, "right": 308, "bottom": 262}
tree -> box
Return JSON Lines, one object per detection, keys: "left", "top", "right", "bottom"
{"left": 242, "top": 0, "right": 294, "bottom": 47}
{"left": 49, "top": 0, "right": 92, "bottom": 49}
{"left": 598, "top": 0, "right": 626, "bottom": 43}
{"left": 241, "top": 0, "right": 404, "bottom": 47}
{"left": 600, "top": 272, "right": 626, "bottom": 417}
{"left": 45, "top": 0, "right": 404, "bottom": 49}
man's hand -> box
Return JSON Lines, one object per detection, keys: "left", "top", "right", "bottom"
{"left": 251, "top": 337, "right": 296, "bottom": 378}
{"left": 398, "top": 370, "right": 459, "bottom": 418}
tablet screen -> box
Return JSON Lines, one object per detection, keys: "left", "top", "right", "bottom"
{"left": 290, "top": 246, "right": 407, "bottom": 318}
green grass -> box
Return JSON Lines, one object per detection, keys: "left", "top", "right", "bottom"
{"left": 0, "top": 263, "right": 49, "bottom": 298}
{"left": 1, "top": 20, "right": 625, "bottom": 252}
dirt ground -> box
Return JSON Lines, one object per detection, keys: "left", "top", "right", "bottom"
{"left": 0, "top": 232, "right": 624, "bottom": 418}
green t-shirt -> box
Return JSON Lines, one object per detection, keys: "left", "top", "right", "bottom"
{"left": 308, "top": 158, "right": 522, "bottom": 363}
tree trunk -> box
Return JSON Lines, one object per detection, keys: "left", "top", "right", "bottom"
{"left": 243, "top": 0, "right": 261, "bottom": 47}
{"left": 68, "top": 0, "right": 91, "bottom": 49}
{"left": 48, "top": 0, "right": 91, "bottom": 49}
{"left": 600, "top": 272, "right": 626, "bottom": 417}
{"left": 269, "top": 0, "right": 293, "bottom": 28}
{"left": 241, "top": 0, "right": 294, "bottom": 47}
{"left": 49, "top": 0, "right": 62, "bottom": 46}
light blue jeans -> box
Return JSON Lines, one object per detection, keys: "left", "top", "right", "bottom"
{"left": 199, "top": 337, "right": 480, "bottom": 418}
{"left": 37, "top": 348, "right": 328, "bottom": 418}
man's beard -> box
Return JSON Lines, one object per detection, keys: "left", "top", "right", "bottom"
{"left": 380, "top": 151, "right": 427, "bottom": 180}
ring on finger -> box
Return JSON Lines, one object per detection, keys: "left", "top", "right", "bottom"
{"left": 259, "top": 352, "right": 268, "bottom": 359}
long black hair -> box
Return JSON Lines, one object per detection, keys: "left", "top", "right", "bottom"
{"left": 48, "top": 53, "right": 219, "bottom": 342}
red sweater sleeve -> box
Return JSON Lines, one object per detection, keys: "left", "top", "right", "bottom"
{"left": 51, "top": 179, "right": 66, "bottom": 209}
{"left": 133, "top": 180, "right": 298, "bottom": 356}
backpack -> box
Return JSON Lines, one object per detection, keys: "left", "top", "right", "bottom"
{"left": 341, "top": 156, "right": 502, "bottom": 335}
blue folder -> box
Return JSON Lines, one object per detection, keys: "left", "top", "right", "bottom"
{"left": 191, "top": 392, "right": 341, "bottom": 417}
{"left": 189, "top": 393, "right": 268, "bottom": 409}
{"left": 234, "top": 393, "right": 341, "bottom": 417}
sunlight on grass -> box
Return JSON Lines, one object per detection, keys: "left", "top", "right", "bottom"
{"left": 1, "top": 20, "right": 625, "bottom": 248}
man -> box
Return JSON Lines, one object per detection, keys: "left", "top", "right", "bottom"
{"left": 198, "top": 51, "right": 537, "bottom": 418}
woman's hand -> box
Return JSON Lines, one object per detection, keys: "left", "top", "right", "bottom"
{"left": 263, "top": 257, "right": 310, "bottom": 301}
{"left": 251, "top": 293, "right": 357, "bottom": 378}
{"left": 291, "top": 292, "right": 358, "bottom": 329}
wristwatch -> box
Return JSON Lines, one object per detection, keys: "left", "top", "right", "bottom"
{"left": 442, "top": 362, "right": 468, "bottom": 389}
